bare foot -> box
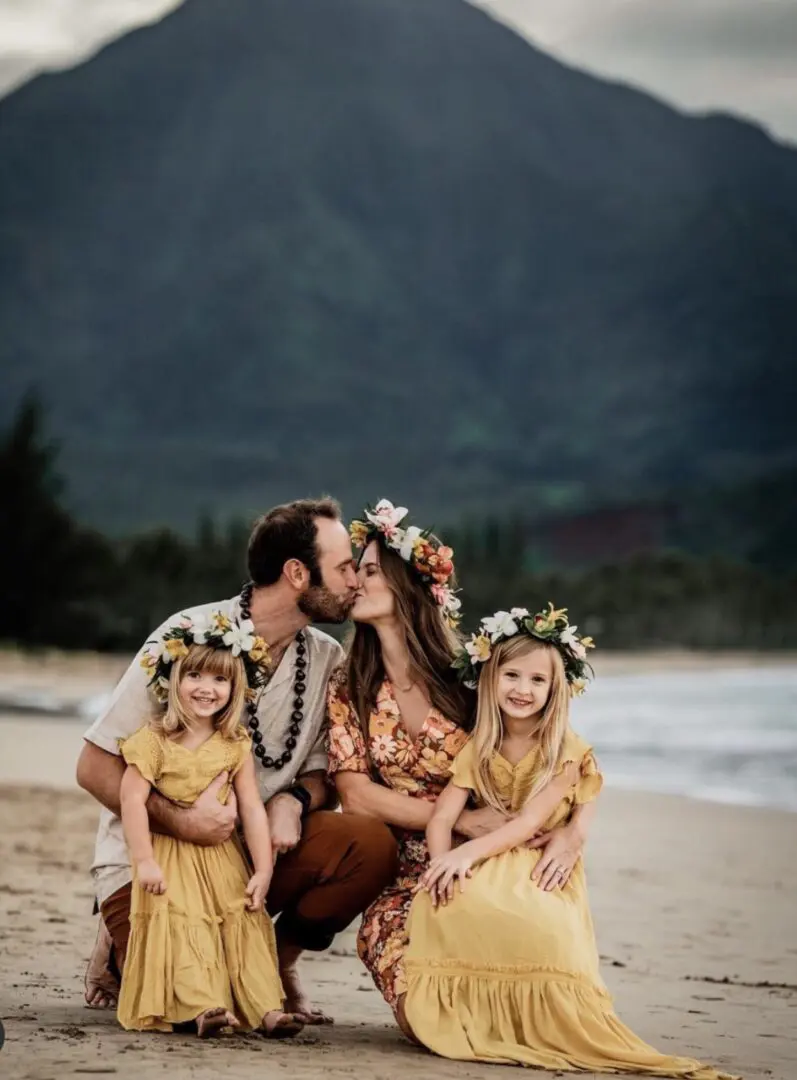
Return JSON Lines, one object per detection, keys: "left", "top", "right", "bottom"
{"left": 84, "top": 921, "right": 119, "bottom": 1009}
{"left": 278, "top": 942, "right": 334, "bottom": 1024}
{"left": 196, "top": 1007, "right": 240, "bottom": 1038}
{"left": 262, "top": 1010, "right": 305, "bottom": 1039}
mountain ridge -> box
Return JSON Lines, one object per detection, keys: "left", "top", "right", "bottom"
{"left": 1, "top": 0, "right": 795, "bottom": 530}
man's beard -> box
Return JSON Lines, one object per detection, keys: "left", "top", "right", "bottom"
{"left": 298, "top": 584, "right": 356, "bottom": 624}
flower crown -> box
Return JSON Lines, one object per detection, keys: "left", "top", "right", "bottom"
{"left": 139, "top": 611, "right": 271, "bottom": 704}
{"left": 452, "top": 602, "right": 595, "bottom": 695}
{"left": 349, "top": 499, "right": 462, "bottom": 628}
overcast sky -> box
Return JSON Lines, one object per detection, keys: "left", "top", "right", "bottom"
{"left": 1, "top": 0, "right": 795, "bottom": 143}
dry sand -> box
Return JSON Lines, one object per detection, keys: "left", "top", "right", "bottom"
{"left": 1, "top": 650, "right": 796, "bottom": 1079}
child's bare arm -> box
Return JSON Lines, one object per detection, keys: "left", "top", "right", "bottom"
{"left": 460, "top": 763, "right": 578, "bottom": 864}
{"left": 234, "top": 753, "right": 274, "bottom": 911}
{"left": 120, "top": 764, "right": 155, "bottom": 863}
{"left": 120, "top": 763, "right": 166, "bottom": 894}
{"left": 427, "top": 782, "right": 470, "bottom": 860}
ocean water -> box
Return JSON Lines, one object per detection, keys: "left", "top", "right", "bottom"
{"left": 2, "top": 666, "right": 796, "bottom": 812}
{"left": 572, "top": 666, "right": 797, "bottom": 812}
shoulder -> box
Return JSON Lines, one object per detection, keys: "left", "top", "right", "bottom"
{"left": 448, "top": 737, "right": 480, "bottom": 791}
{"left": 119, "top": 723, "right": 165, "bottom": 770}
{"left": 559, "top": 727, "right": 593, "bottom": 764}
{"left": 120, "top": 723, "right": 160, "bottom": 749}
{"left": 305, "top": 626, "right": 344, "bottom": 662}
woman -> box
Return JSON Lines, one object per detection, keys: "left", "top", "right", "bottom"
{"left": 328, "top": 500, "right": 594, "bottom": 1037}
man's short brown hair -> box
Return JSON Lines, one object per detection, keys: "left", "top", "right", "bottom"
{"left": 247, "top": 497, "right": 343, "bottom": 587}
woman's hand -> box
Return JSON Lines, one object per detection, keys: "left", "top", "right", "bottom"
{"left": 419, "top": 848, "right": 475, "bottom": 906}
{"left": 246, "top": 870, "right": 272, "bottom": 911}
{"left": 528, "top": 822, "right": 584, "bottom": 891}
{"left": 137, "top": 857, "right": 167, "bottom": 895}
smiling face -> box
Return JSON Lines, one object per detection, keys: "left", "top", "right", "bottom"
{"left": 177, "top": 668, "right": 232, "bottom": 720}
{"left": 495, "top": 644, "right": 554, "bottom": 723}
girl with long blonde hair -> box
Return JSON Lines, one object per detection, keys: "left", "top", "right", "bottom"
{"left": 403, "top": 604, "right": 736, "bottom": 1079}
{"left": 116, "top": 615, "right": 305, "bottom": 1039}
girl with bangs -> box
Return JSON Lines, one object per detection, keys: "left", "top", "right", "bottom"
{"left": 402, "top": 607, "right": 737, "bottom": 1079}
{"left": 116, "top": 633, "right": 305, "bottom": 1039}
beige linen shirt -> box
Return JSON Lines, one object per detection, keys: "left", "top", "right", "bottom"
{"left": 83, "top": 595, "right": 343, "bottom": 905}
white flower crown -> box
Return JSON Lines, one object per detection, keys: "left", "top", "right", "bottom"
{"left": 452, "top": 602, "right": 595, "bottom": 695}
{"left": 139, "top": 610, "right": 271, "bottom": 703}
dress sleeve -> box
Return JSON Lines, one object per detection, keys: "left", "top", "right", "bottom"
{"left": 326, "top": 671, "right": 370, "bottom": 776}
{"left": 118, "top": 725, "right": 163, "bottom": 785}
{"left": 574, "top": 750, "right": 603, "bottom": 804}
{"left": 557, "top": 729, "right": 603, "bottom": 804}
{"left": 449, "top": 740, "right": 478, "bottom": 792}
{"left": 229, "top": 728, "right": 253, "bottom": 778}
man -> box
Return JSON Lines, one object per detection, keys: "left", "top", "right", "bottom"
{"left": 77, "top": 497, "right": 398, "bottom": 1023}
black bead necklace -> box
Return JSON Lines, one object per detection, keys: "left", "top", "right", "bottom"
{"left": 239, "top": 581, "right": 307, "bottom": 771}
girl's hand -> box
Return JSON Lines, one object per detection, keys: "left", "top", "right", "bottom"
{"left": 246, "top": 870, "right": 272, "bottom": 912}
{"left": 420, "top": 849, "right": 474, "bottom": 906}
{"left": 528, "top": 822, "right": 583, "bottom": 890}
{"left": 137, "top": 858, "right": 166, "bottom": 895}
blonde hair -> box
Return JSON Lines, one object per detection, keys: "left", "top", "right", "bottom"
{"left": 151, "top": 643, "right": 248, "bottom": 740}
{"left": 471, "top": 636, "right": 570, "bottom": 814}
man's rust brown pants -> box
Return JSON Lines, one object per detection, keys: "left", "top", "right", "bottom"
{"left": 101, "top": 811, "right": 398, "bottom": 977}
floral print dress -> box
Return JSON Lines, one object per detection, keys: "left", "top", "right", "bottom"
{"left": 327, "top": 674, "right": 469, "bottom": 1011}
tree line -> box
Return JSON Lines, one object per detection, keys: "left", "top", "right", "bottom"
{"left": 2, "top": 396, "right": 796, "bottom": 653}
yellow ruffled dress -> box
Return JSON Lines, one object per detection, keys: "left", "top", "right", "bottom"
{"left": 116, "top": 725, "right": 283, "bottom": 1032}
{"left": 404, "top": 730, "right": 737, "bottom": 1078}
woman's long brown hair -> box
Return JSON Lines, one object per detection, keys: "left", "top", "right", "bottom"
{"left": 345, "top": 544, "right": 474, "bottom": 762}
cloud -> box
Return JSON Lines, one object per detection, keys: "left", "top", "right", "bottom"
{"left": 470, "top": 0, "right": 797, "bottom": 142}
{"left": 0, "top": 0, "right": 181, "bottom": 97}
{"left": 0, "top": 0, "right": 795, "bottom": 142}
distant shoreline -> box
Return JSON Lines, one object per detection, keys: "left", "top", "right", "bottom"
{"left": 1, "top": 643, "right": 795, "bottom": 690}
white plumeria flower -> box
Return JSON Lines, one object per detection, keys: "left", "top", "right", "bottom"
{"left": 510, "top": 607, "right": 529, "bottom": 619}
{"left": 397, "top": 524, "right": 423, "bottom": 560}
{"left": 570, "top": 640, "right": 587, "bottom": 660}
{"left": 222, "top": 618, "right": 256, "bottom": 657}
{"left": 366, "top": 499, "right": 409, "bottom": 534}
{"left": 190, "top": 613, "right": 212, "bottom": 645}
{"left": 559, "top": 625, "right": 579, "bottom": 647}
{"left": 481, "top": 611, "right": 519, "bottom": 642}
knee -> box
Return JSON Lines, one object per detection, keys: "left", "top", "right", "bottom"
{"left": 347, "top": 817, "right": 399, "bottom": 886}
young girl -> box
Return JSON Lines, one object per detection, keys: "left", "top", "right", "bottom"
{"left": 116, "top": 612, "right": 304, "bottom": 1038}
{"left": 403, "top": 604, "right": 737, "bottom": 1079}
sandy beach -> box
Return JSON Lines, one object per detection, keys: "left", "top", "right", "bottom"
{"left": 1, "top": 650, "right": 796, "bottom": 1079}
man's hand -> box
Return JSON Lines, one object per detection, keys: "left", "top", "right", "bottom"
{"left": 529, "top": 822, "right": 584, "bottom": 891}
{"left": 267, "top": 793, "right": 303, "bottom": 859}
{"left": 456, "top": 805, "right": 508, "bottom": 839}
{"left": 180, "top": 772, "right": 237, "bottom": 846}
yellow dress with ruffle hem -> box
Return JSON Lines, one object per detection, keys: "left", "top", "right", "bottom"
{"left": 404, "top": 730, "right": 738, "bottom": 1078}
{"left": 116, "top": 725, "right": 283, "bottom": 1032}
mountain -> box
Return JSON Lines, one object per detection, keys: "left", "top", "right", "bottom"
{"left": 1, "top": 0, "right": 796, "bottom": 531}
